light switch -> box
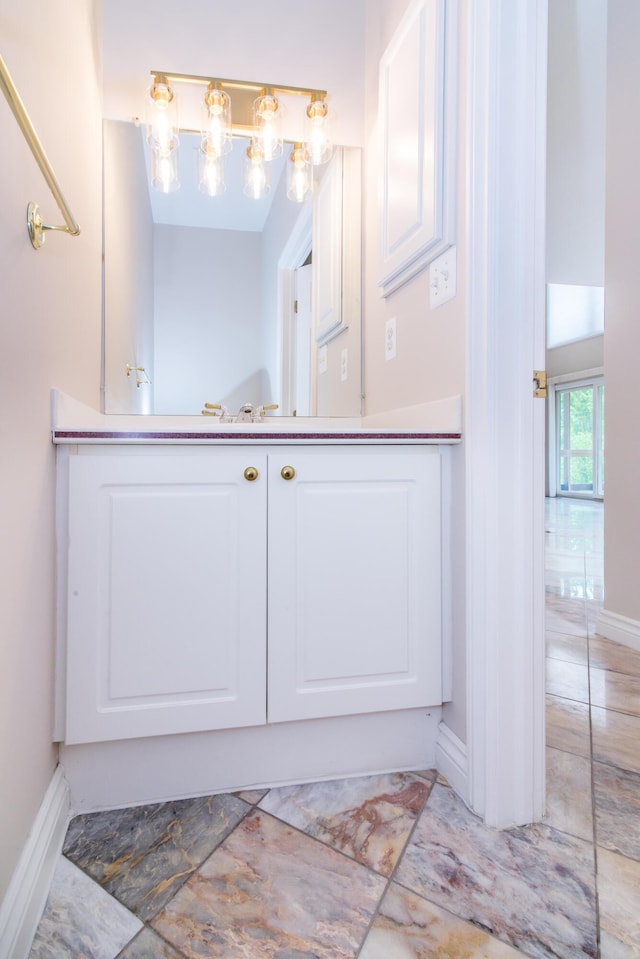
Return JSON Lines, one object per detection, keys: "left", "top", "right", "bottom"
{"left": 429, "top": 246, "right": 457, "bottom": 309}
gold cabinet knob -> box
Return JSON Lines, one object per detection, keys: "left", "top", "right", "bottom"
{"left": 281, "top": 465, "right": 296, "bottom": 481}
{"left": 244, "top": 466, "right": 259, "bottom": 482}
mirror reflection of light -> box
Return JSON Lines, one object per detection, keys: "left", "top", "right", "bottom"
{"left": 198, "top": 149, "right": 226, "bottom": 197}
{"left": 151, "top": 141, "right": 180, "bottom": 193}
{"left": 243, "top": 143, "right": 269, "bottom": 199}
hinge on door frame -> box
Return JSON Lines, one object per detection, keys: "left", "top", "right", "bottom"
{"left": 533, "top": 370, "right": 547, "bottom": 398}
{"left": 294, "top": 299, "right": 298, "bottom": 314}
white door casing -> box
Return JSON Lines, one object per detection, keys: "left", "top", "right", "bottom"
{"left": 463, "top": 0, "right": 548, "bottom": 826}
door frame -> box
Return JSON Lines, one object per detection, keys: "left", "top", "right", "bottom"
{"left": 278, "top": 204, "right": 313, "bottom": 415}
{"left": 463, "top": 0, "right": 548, "bottom": 826}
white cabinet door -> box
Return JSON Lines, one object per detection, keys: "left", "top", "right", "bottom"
{"left": 267, "top": 448, "right": 441, "bottom": 722}
{"left": 65, "top": 451, "right": 267, "bottom": 743}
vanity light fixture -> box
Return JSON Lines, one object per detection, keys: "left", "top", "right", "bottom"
{"left": 305, "top": 93, "right": 332, "bottom": 166}
{"left": 287, "top": 143, "right": 313, "bottom": 203}
{"left": 145, "top": 71, "right": 333, "bottom": 200}
{"left": 202, "top": 82, "right": 232, "bottom": 157}
{"left": 253, "top": 88, "right": 283, "bottom": 161}
{"left": 146, "top": 76, "right": 180, "bottom": 193}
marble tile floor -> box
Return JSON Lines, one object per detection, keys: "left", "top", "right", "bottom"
{"left": 29, "top": 496, "right": 640, "bottom": 959}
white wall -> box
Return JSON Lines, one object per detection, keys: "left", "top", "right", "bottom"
{"left": 103, "top": 120, "right": 155, "bottom": 413}
{"left": 603, "top": 0, "right": 640, "bottom": 624}
{"left": 363, "top": 0, "right": 468, "bottom": 740}
{"left": 546, "top": 0, "right": 607, "bottom": 288}
{"left": 0, "top": 0, "right": 103, "bottom": 900}
{"left": 153, "top": 224, "right": 265, "bottom": 413}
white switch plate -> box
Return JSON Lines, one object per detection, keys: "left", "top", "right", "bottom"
{"left": 385, "top": 317, "right": 396, "bottom": 360}
{"left": 429, "top": 246, "right": 457, "bottom": 309}
{"left": 318, "top": 344, "right": 328, "bottom": 374}
{"left": 340, "top": 348, "right": 348, "bottom": 381}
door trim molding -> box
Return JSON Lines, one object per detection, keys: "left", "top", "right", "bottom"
{"left": 464, "top": 0, "right": 548, "bottom": 825}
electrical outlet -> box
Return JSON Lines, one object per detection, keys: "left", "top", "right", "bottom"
{"left": 318, "top": 345, "right": 328, "bottom": 374}
{"left": 385, "top": 317, "right": 396, "bottom": 360}
{"left": 429, "top": 246, "right": 457, "bottom": 309}
{"left": 340, "top": 348, "right": 348, "bottom": 381}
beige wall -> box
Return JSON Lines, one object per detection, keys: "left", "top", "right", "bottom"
{"left": 546, "top": 0, "right": 606, "bottom": 288}
{"left": 604, "top": 0, "right": 640, "bottom": 623}
{"left": 0, "top": 0, "right": 103, "bottom": 899}
{"left": 363, "top": 0, "right": 468, "bottom": 739}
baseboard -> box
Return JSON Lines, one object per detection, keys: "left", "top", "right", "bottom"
{"left": 0, "top": 765, "right": 70, "bottom": 959}
{"left": 595, "top": 608, "right": 640, "bottom": 653}
{"left": 435, "top": 721, "right": 468, "bottom": 801}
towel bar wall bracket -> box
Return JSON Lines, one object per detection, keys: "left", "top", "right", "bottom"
{"left": 1, "top": 53, "right": 81, "bottom": 251}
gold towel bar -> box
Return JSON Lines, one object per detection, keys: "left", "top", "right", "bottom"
{"left": 0, "top": 52, "right": 81, "bottom": 250}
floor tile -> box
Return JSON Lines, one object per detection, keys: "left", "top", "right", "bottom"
{"left": 151, "top": 808, "right": 386, "bottom": 959}
{"left": 593, "top": 761, "right": 640, "bottom": 862}
{"left": 545, "top": 595, "right": 588, "bottom": 637}
{"left": 63, "top": 793, "right": 248, "bottom": 921}
{"left": 546, "top": 631, "right": 588, "bottom": 665}
{"left": 542, "top": 747, "right": 593, "bottom": 842}
{"left": 545, "top": 658, "right": 590, "bottom": 704}
{"left": 28, "top": 856, "right": 142, "bottom": 959}
{"left": 117, "top": 927, "right": 185, "bottom": 959}
{"left": 591, "top": 705, "right": 640, "bottom": 775}
{"left": 395, "top": 784, "right": 597, "bottom": 959}
{"left": 590, "top": 666, "right": 640, "bottom": 717}
{"left": 358, "top": 883, "right": 528, "bottom": 959}
{"left": 589, "top": 636, "right": 640, "bottom": 678}
{"left": 545, "top": 694, "right": 591, "bottom": 758}
{"left": 257, "top": 771, "right": 432, "bottom": 876}
{"left": 597, "top": 847, "right": 640, "bottom": 958}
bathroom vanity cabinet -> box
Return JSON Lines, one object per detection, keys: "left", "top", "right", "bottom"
{"left": 59, "top": 444, "right": 442, "bottom": 746}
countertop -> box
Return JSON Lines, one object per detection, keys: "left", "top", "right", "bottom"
{"left": 51, "top": 391, "right": 463, "bottom": 445}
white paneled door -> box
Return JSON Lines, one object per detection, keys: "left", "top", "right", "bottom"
{"left": 65, "top": 451, "right": 267, "bottom": 743}
{"left": 267, "top": 448, "right": 442, "bottom": 722}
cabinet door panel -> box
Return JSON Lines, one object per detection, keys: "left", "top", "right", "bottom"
{"left": 268, "top": 450, "right": 441, "bottom": 722}
{"left": 65, "top": 453, "right": 266, "bottom": 743}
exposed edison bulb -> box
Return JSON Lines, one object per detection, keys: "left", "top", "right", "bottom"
{"left": 243, "top": 140, "right": 270, "bottom": 199}
{"left": 286, "top": 143, "right": 312, "bottom": 203}
{"left": 253, "top": 90, "right": 283, "bottom": 161}
{"left": 198, "top": 146, "right": 226, "bottom": 196}
{"left": 202, "top": 83, "right": 232, "bottom": 157}
{"left": 147, "top": 78, "right": 178, "bottom": 154}
{"left": 304, "top": 95, "right": 332, "bottom": 166}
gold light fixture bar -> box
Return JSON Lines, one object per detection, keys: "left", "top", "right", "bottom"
{"left": 151, "top": 70, "right": 326, "bottom": 99}
{"left": 0, "top": 52, "right": 80, "bottom": 249}
{"left": 150, "top": 71, "right": 327, "bottom": 135}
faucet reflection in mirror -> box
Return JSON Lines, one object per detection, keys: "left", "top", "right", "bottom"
{"left": 146, "top": 72, "right": 332, "bottom": 201}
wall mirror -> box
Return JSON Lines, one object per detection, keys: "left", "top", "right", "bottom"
{"left": 102, "top": 118, "right": 362, "bottom": 418}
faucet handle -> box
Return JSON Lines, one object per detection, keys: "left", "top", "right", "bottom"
{"left": 254, "top": 403, "right": 279, "bottom": 419}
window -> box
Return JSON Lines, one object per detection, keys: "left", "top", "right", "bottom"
{"left": 553, "top": 376, "right": 604, "bottom": 498}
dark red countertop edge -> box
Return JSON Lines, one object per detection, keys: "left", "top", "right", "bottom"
{"left": 53, "top": 430, "right": 462, "bottom": 442}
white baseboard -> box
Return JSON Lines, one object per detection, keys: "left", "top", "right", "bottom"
{"left": 0, "top": 766, "right": 70, "bottom": 959}
{"left": 595, "top": 608, "right": 640, "bottom": 653}
{"left": 435, "top": 721, "right": 468, "bottom": 801}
